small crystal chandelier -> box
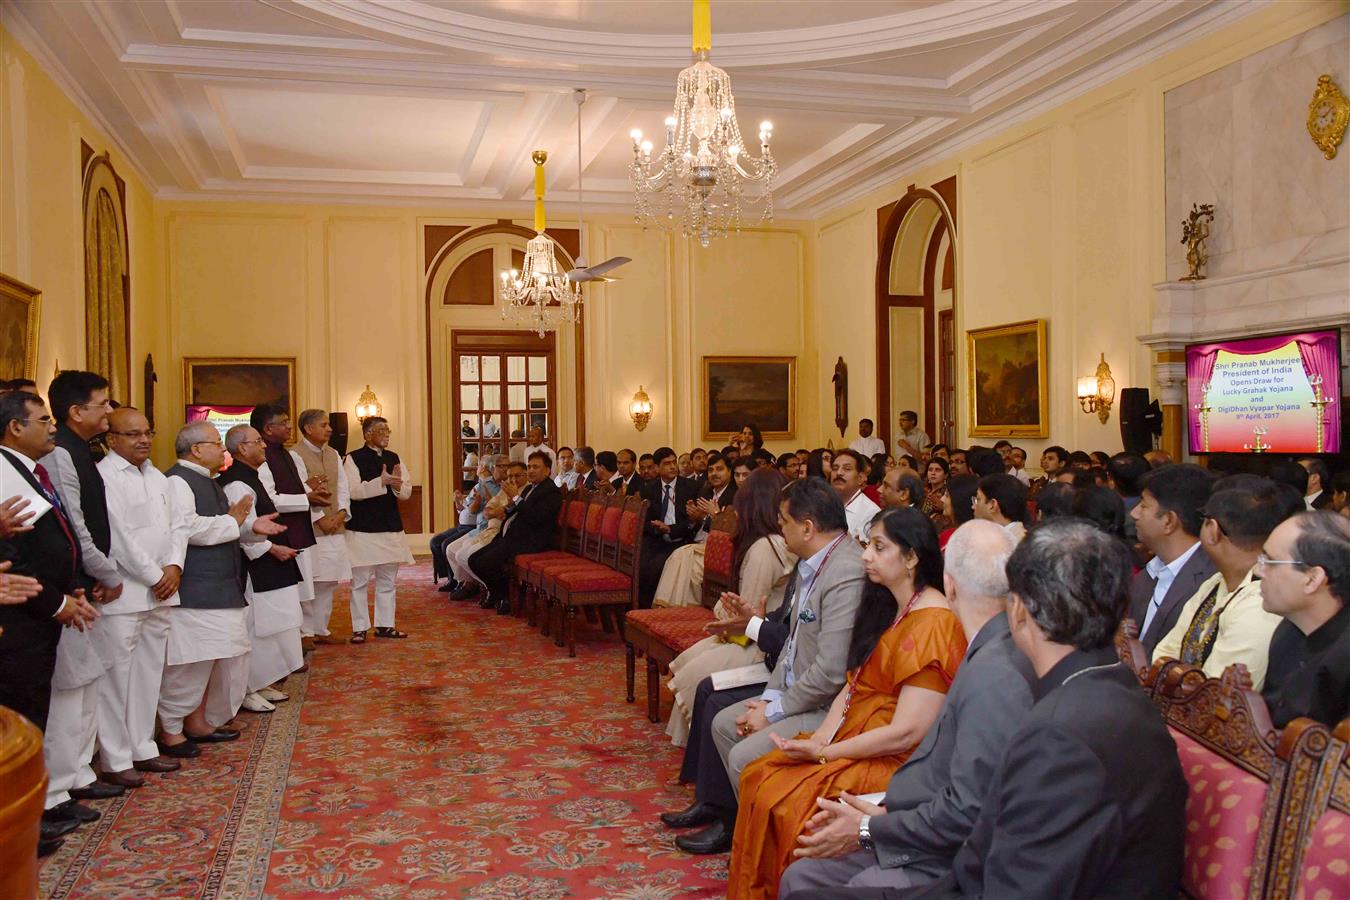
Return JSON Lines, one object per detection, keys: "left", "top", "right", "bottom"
{"left": 630, "top": 0, "right": 777, "bottom": 248}
{"left": 500, "top": 150, "right": 581, "bottom": 338}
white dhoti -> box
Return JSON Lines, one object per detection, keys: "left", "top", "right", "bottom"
{"left": 44, "top": 626, "right": 107, "bottom": 808}
{"left": 307, "top": 532, "right": 352, "bottom": 637}
{"left": 654, "top": 542, "right": 706, "bottom": 608}
{"left": 446, "top": 528, "right": 491, "bottom": 586}
{"left": 346, "top": 530, "right": 413, "bottom": 632}
{"left": 159, "top": 607, "right": 251, "bottom": 734}
{"left": 295, "top": 546, "right": 317, "bottom": 636}
{"left": 246, "top": 582, "right": 304, "bottom": 691}
{"left": 94, "top": 606, "right": 172, "bottom": 772}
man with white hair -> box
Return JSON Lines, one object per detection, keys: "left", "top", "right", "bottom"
{"left": 781, "top": 520, "right": 1036, "bottom": 896}
{"left": 292, "top": 409, "right": 352, "bottom": 640}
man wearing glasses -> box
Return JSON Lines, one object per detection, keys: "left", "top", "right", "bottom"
{"left": 39, "top": 371, "right": 128, "bottom": 832}
{"left": 1260, "top": 511, "right": 1350, "bottom": 728}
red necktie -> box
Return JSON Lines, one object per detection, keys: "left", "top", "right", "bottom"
{"left": 34, "top": 463, "right": 79, "bottom": 570}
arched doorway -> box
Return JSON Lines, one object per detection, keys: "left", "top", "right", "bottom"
{"left": 875, "top": 184, "right": 957, "bottom": 453}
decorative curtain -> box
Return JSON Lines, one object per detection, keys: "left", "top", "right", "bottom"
{"left": 1294, "top": 333, "right": 1338, "bottom": 386}
{"left": 84, "top": 186, "right": 127, "bottom": 399}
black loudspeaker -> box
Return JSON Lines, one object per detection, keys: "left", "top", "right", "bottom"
{"left": 329, "top": 412, "right": 349, "bottom": 457}
{"left": 1119, "top": 388, "right": 1160, "bottom": 454}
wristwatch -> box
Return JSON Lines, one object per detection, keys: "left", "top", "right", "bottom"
{"left": 858, "top": 815, "right": 874, "bottom": 852}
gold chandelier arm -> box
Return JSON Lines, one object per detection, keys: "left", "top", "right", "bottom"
{"left": 692, "top": 0, "right": 711, "bottom": 53}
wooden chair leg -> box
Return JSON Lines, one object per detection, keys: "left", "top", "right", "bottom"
{"left": 582, "top": 606, "right": 599, "bottom": 625}
{"left": 540, "top": 592, "right": 552, "bottom": 636}
{"left": 524, "top": 585, "right": 536, "bottom": 627}
{"left": 567, "top": 605, "right": 578, "bottom": 657}
{"left": 554, "top": 598, "right": 565, "bottom": 648}
{"left": 625, "top": 642, "right": 636, "bottom": 702}
{"left": 646, "top": 657, "right": 660, "bottom": 723}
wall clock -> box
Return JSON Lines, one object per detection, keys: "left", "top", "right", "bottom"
{"left": 1308, "top": 74, "right": 1349, "bottom": 160}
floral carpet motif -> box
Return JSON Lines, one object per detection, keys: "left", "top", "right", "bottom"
{"left": 40, "top": 561, "right": 729, "bottom": 898}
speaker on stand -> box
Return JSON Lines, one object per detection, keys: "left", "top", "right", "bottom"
{"left": 329, "top": 411, "right": 349, "bottom": 457}
{"left": 1119, "top": 387, "right": 1162, "bottom": 455}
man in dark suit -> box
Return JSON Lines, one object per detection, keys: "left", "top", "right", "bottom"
{"left": 1299, "top": 458, "right": 1333, "bottom": 510}
{"left": 572, "top": 446, "right": 599, "bottom": 491}
{"left": 638, "top": 446, "right": 700, "bottom": 607}
{"left": 615, "top": 448, "right": 644, "bottom": 495}
{"left": 1127, "top": 463, "right": 1216, "bottom": 653}
{"left": 810, "top": 519, "right": 1186, "bottom": 899}
{"left": 0, "top": 391, "right": 100, "bottom": 855}
{"left": 685, "top": 451, "right": 736, "bottom": 542}
{"left": 780, "top": 520, "right": 1033, "bottom": 895}
{"left": 468, "top": 451, "right": 562, "bottom": 614}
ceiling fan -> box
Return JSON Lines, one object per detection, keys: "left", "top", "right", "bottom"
{"left": 565, "top": 89, "right": 630, "bottom": 284}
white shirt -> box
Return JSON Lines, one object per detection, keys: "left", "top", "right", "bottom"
{"left": 524, "top": 443, "right": 558, "bottom": 474}
{"left": 1140, "top": 540, "right": 1202, "bottom": 635}
{"left": 1305, "top": 490, "right": 1322, "bottom": 510}
{"left": 843, "top": 489, "right": 882, "bottom": 545}
{"left": 258, "top": 448, "right": 311, "bottom": 515}
{"left": 40, "top": 443, "right": 122, "bottom": 589}
{"left": 0, "top": 447, "right": 68, "bottom": 618}
{"left": 1009, "top": 466, "right": 1031, "bottom": 486}
{"left": 98, "top": 451, "right": 187, "bottom": 613}
{"left": 166, "top": 459, "right": 242, "bottom": 549}
{"left": 344, "top": 448, "right": 413, "bottom": 506}
{"left": 659, "top": 478, "right": 679, "bottom": 527}
{"left": 555, "top": 469, "right": 579, "bottom": 490}
{"left": 849, "top": 435, "right": 886, "bottom": 458}
{"left": 895, "top": 427, "right": 931, "bottom": 457}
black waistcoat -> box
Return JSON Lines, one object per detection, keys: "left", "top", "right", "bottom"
{"left": 54, "top": 424, "right": 111, "bottom": 584}
{"left": 164, "top": 464, "right": 246, "bottom": 610}
{"left": 263, "top": 441, "right": 317, "bottom": 551}
{"left": 217, "top": 462, "right": 303, "bottom": 594}
{"left": 347, "top": 446, "right": 404, "bottom": 533}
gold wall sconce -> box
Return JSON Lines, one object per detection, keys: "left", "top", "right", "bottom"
{"left": 355, "top": 384, "right": 383, "bottom": 423}
{"left": 1077, "top": 354, "right": 1116, "bottom": 424}
{"left": 629, "top": 386, "right": 653, "bottom": 432}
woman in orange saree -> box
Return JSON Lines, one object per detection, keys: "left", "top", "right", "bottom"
{"left": 727, "top": 507, "right": 966, "bottom": 900}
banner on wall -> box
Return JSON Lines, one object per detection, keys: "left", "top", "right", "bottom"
{"left": 1185, "top": 330, "right": 1341, "bottom": 455}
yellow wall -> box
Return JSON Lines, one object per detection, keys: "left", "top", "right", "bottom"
{"left": 0, "top": 25, "right": 162, "bottom": 414}
{"left": 810, "top": 0, "right": 1346, "bottom": 465}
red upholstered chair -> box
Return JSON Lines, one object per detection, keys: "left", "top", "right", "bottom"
{"left": 1279, "top": 718, "right": 1350, "bottom": 900}
{"left": 509, "top": 486, "right": 577, "bottom": 617}
{"left": 623, "top": 508, "right": 738, "bottom": 722}
{"left": 526, "top": 492, "right": 609, "bottom": 634}
{"left": 536, "top": 493, "right": 624, "bottom": 636}
{"left": 551, "top": 494, "right": 648, "bottom": 657}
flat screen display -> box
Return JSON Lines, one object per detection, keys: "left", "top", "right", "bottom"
{"left": 1185, "top": 330, "right": 1341, "bottom": 455}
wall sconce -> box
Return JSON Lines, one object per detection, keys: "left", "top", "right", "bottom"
{"left": 1076, "top": 354, "right": 1116, "bottom": 424}
{"left": 629, "top": 385, "right": 653, "bottom": 432}
{"left": 355, "top": 384, "right": 383, "bottom": 423}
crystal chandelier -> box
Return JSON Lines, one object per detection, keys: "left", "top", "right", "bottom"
{"left": 500, "top": 150, "right": 581, "bottom": 337}
{"left": 630, "top": 0, "right": 777, "bottom": 248}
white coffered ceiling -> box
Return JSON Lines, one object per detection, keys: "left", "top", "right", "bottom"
{"left": 2, "top": 0, "right": 1264, "bottom": 217}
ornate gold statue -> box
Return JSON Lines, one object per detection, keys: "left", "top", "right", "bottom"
{"left": 1180, "top": 203, "right": 1215, "bottom": 282}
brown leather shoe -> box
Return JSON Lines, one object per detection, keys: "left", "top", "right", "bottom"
{"left": 301, "top": 636, "right": 317, "bottom": 653}
{"left": 133, "top": 757, "right": 181, "bottom": 773}
{"left": 102, "top": 769, "right": 146, "bottom": 788}
{"left": 294, "top": 661, "right": 310, "bottom": 673}
{"left": 311, "top": 635, "right": 341, "bottom": 645}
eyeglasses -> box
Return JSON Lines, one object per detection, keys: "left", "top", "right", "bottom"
{"left": 237, "top": 438, "right": 265, "bottom": 447}
{"left": 78, "top": 401, "right": 114, "bottom": 410}
{"left": 193, "top": 440, "right": 223, "bottom": 449}
{"left": 19, "top": 416, "right": 54, "bottom": 426}
{"left": 1256, "top": 553, "right": 1307, "bottom": 569}
{"left": 109, "top": 430, "right": 155, "bottom": 439}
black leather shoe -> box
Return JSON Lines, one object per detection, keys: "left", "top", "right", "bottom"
{"left": 45, "top": 800, "right": 100, "bottom": 824}
{"left": 38, "top": 835, "right": 65, "bottom": 857}
{"left": 660, "top": 800, "right": 720, "bottom": 829}
{"left": 437, "top": 582, "right": 455, "bottom": 593}
{"left": 69, "top": 781, "right": 124, "bottom": 801}
{"left": 185, "top": 727, "right": 240, "bottom": 743}
{"left": 449, "top": 585, "right": 480, "bottom": 602}
{"left": 40, "top": 817, "right": 79, "bottom": 840}
{"left": 674, "top": 820, "right": 732, "bottom": 854}
{"left": 157, "top": 738, "right": 201, "bottom": 758}
{"left": 495, "top": 598, "right": 511, "bottom": 615}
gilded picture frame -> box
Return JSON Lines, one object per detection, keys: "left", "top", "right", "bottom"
{"left": 702, "top": 356, "right": 796, "bottom": 440}
{"left": 966, "top": 319, "right": 1049, "bottom": 438}
{"left": 183, "top": 357, "right": 298, "bottom": 426}
{"left": 0, "top": 273, "right": 41, "bottom": 382}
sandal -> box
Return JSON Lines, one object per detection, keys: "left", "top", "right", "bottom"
{"left": 373, "top": 627, "right": 408, "bottom": 639}
{"left": 350, "top": 630, "right": 368, "bottom": 644}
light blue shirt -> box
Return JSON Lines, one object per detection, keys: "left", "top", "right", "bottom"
{"left": 760, "top": 533, "right": 847, "bottom": 723}
{"left": 471, "top": 477, "right": 501, "bottom": 532}
{"left": 1140, "top": 540, "right": 1201, "bottom": 634}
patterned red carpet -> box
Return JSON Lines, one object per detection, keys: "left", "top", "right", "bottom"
{"left": 40, "top": 560, "right": 729, "bottom": 899}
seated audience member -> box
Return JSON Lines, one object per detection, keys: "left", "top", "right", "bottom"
{"left": 1145, "top": 449, "right": 1173, "bottom": 468}
{"left": 723, "top": 444, "right": 741, "bottom": 462}
{"left": 554, "top": 446, "right": 578, "bottom": 489}
{"left": 445, "top": 457, "right": 513, "bottom": 602}
{"left": 679, "top": 452, "right": 693, "bottom": 479}
{"left": 946, "top": 450, "right": 968, "bottom": 478}
{"left": 929, "top": 444, "right": 949, "bottom": 463}
{"left": 1005, "top": 447, "right": 1030, "bottom": 486}
{"left": 1072, "top": 486, "right": 1127, "bottom": 542}
{"left": 729, "top": 508, "right": 965, "bottom": 899}
{"left": 937, "top": 476, "right": 979, "bottom": 550}
{"left": 754, "top": 448, "right": 777, "bottom": 470}
{"left": 832, "top": 450, "right": 882, "bottom": 544}
{"left": 1331, "top": 470, "right": 1350, "bottom": 515}
{"left": 595, "top": 450, "right": 620, "bottom": 491}
{"left": 1057, "top": 466, "right": 1095, "bottom": 488}
{"left": 1033, "top": 481, "right": 1076, "bottom": 522}
{"left": 1260, "top": 512, "right": 1350, "bottom": 728}
{"left": 666, "top": 470, "right": 795, "bottom": 745}
{"left": 894, "top": 411, "right": 930, "bottom": 459}
{"left": 861, "top": 456, "right": 885, "bottom": 506}
{"left": 921, "top": 458, "right": 949, "bottom": 523}
{"left": 732, "top": 456, "right": 755, "bottom": 489}
{"left": 639, "top": 447, "right": 701, "bottom": 606}
{"left": 1033, "top": 445, "right": 1069, "bottom": 493}
{"left": 849, "top": 419, "right": 886, "bottom": 458}
{"left": 654, "top": 452, "right": 738, "bottom": 608}
{"left": 640, "top": 452, "right": 658, "bottom": 484}
{"left": 1089, "top": 450, "right": 1111, "bottom": 467}
{"left": 1067, "top": 450, "right": 1093, "bottom": 470}
{"left": 898, "top": 454, "right": 918, "bottom": 473}
{"left": 1107, "top": 451, "right": 1150, "bottom": 540}
{"left": 806, "top": 449, "right": 833, "bottom": 480}
{"left": 690, "top": 447, "right": 709, "bottom": 487}
{"left": 868, "top": 454, "right": 890, "bottom": 483}
{"left": 971, "top": 474, "right": 1028, "bottom": 544}
{"left": 1152, "top": 479, "right": 1303, "bottom": 689}
{"left": 1268, "top": 459, "right": 1309, "bottom": 502}
{"left": 662, "top": 480, "right": 864, "bottom": 855}
{"left": 850, "top": 519, "right": 1187, "bottom": 899}
{"left": 434, "top": 458, "right": 494, "bottom": 590}
{"left": 778, "top": 452, "right": 802, "bottom": 482}
{"left": 1128, "top": 464, "right": 1217, "bottom": 653}
{"left": 992, "top": 440, "right": 1012, "bottom": 470}
{"left": 571, "top": 445, "right": 599, "bottom": 490}
{"left": 1299, "top": 458, "right": 1331, "bottom": 510}
{"left": 616, "top": 448, "right": 643, "bottom": 495}
{"left": 964, "top": 447, "right": 1003, "bottom": 479}
{"left": 781, "top": 521, "right": 1030, "bottom": 897}
{"left": 467, "top": 452, "right": 562, "bottom": 614}
{"left": 880, "top": 469, "right": 924, "bottom": 511}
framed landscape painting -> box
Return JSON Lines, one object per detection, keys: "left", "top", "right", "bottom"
{"left": 967, "top": 319, "right": 1048, "bottom": 438}
{"left": 702, "top": 356, "right": 796, "bottom": 440}
{"left": 183, "top": 357, "right": 297, "bottom": 423}
{"left": 0, "top": 273, "right": 41, "bottom": 382}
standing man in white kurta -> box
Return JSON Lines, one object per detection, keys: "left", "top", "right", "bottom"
{"left": 96, "top": 407, "right": 188, "bottom": 784}
{"left": 158, "top": 422, "right": 283, "bottom": 757}
{"left": 292, "top": 409, "right": 351, "bottom": 644}
{"left": 343, "top": 416, "right": 413, "bottom": 643}
{"left": 219, "top": 425, "right": 306, "bottom": 711}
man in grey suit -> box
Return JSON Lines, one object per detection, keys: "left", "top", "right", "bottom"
{"left": 668, "top": 478, "right": 865, "bottom": 854}
{"left": 779, "top": 520, "right": 1034, "bottom": 896}
{"left": 1127, "top": 464, "right": 1216, "bottom": 653}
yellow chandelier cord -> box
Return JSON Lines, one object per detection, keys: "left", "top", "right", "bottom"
{"left": 532, "top": 150, "right": 547, "bottom": 233}
{"left": 692, "top": 0, "right": 711, "bottom": 53}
